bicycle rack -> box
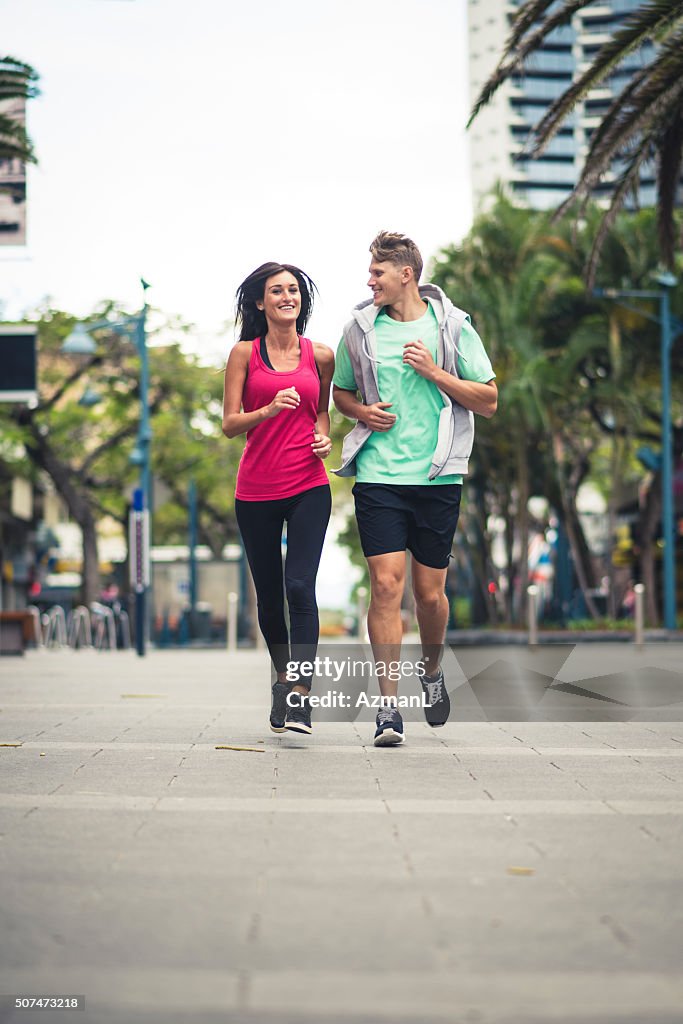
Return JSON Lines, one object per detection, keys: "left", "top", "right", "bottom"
{"left": 43, "top": 605, "right": 68, "bottom": 648}
{"left": 90, "top": 603, "right": 117, "bottom": 651}
{"left": 68, "top": 606, "right": 93, "bottom": 649}
{"left": 115, "top": 607, "right": 131, "bottom": 649}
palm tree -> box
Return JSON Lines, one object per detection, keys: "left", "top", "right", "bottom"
{"left": 0, "top": 56, "right": 39, "bottom": 164}
{"left": 469, "top": 0, "right": 683, "bottom": 283}
{"left": 432, "top": 193, "right": 606, "bottom": 623}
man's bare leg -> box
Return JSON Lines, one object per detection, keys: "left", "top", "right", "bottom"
{"left": 366, "top": 551, "right": 405, "bottom": 700}
{"left": 411, "top": 557, "right": 449, "bottom": 677}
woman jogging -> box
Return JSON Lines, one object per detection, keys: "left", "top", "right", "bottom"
{"left": 222, "top": 262, "right": 334, "bottom": 736}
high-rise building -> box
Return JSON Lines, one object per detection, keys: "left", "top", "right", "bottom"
{"left": 467, "top": 0, "right": 657, "bottom": 211}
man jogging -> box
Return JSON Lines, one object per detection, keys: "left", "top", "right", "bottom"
{"left": 332, "top": 231, "right": 497, "bottom": 746}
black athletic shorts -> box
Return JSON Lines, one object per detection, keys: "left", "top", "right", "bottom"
{"left": 352, "top": 482, "right": 462, "bottom": 569}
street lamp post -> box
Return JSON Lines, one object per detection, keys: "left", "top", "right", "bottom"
{"left": 61, "top": 281, "right": 152, "bottom": 654}
{"left": 594, "top": 276, "right": 680, "bottom": 630}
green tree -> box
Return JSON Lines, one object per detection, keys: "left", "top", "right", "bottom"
{"left": 432, "top": 195, "right": 605, "bottom": 622}
{"left": 1, "top": 304, "right": 240, "bottom": 607}
{"left": 469, "top": 0, "right": 683, "bottom": 281}
{"left": 432, "top": 197, "right": 682, "bottom": 625}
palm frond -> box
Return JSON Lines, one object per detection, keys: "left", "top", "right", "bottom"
{"left": 468, "top": 0, "right": 588, "bottom": 125}
{"left": 528, "top": 2, "right": 683, "bottom": 151}
{"left": 546, "top": 61, "right": 683, "bottom": 224}
{"left": 583, "top": 72, "right": 683, "bottom": 187}
{"left": 585, "top": 143, "right": 659, "bottom": 286}
{"left": 577, "top": 36, "right": 683, "bottom": 167}
{"left": 507, "top": 0, "right": 559, "bottom": 46}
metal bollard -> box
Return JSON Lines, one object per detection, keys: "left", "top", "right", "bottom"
{"left": 634, "top": 583, "right": 645, "bottom": 647}
{"left": 227, "top": 592, "right": 238, "bottom": 651}
{"left": 527, "top": 585, "right": 539, "bottom": 646}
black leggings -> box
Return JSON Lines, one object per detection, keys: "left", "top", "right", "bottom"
{"left": 235, "top": 484, "right": 331, "bottom": 676}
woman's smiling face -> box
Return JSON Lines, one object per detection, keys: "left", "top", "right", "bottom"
{"left": 258, "top": 270, "right": 301, "bottom": 329}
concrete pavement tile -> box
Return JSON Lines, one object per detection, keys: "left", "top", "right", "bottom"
{"left": 113, "top": 817, "right": 277, "bottom": 879}
{"left": 247, "top": 968, "right": 683, "bottom": 1020}
{"left": 389, "top": 813, "right": 543, "bottom": 878}
{"left": 252, "top": 882, "right": 438, "bottom": 971}
{"left": 0, "top": 835, "right": 120, "bottom": 883}
{"left": 570, "top": 723, "right": 683, "bottom": 746}
{"left": 634, "top": 814, "right": 683, "bottom": 841}
{"left": 47, "top": 749, "right": 190, "bottom": 797}
{"left": 422, "top": 880, "right": 636, "bottom": 972}
{"left": 0, "top": 966, "right": 240, "bottom": 1019}
{"left": 507, "top": 811, "right": 682, "bottom": 866}
{"left": 620, "top": 755, "right": 683, "bottom": 781}
{"left": 263, "top": 812, "right": 403, "bottom": 880}
{"left": 447, "top": 755, "right": 677, "bottom": 801}
{"left": 564, "top": 879, "right": 683, "bottom": 970}
{"left": 156, "top": 797, "right": 387, "bottom": 814}
{"left": 1, "top": 875, "right": 256, "bottom": 970}
{"left": 0, "top": 806, "right": 32, "bottom": 833}
{"left": 3, "top": 807, "right": 151, "bottom": 846}
{"left": 0, "top": 747, "right": 101, "bottom": 794}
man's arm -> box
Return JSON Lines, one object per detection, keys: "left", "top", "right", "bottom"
{"left": 332, "top": 386, "right": 397, "bottom": 432}
{"left": 402, "top": 340, "right": 498, "bottom": 418}
{"left": 432, "top": 372, "right": 497, "bottom": 418}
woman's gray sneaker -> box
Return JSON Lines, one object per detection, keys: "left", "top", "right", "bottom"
{"left": 270, "top": 682, "right": 289, "bottom": 733}
{"left": 284, "top": 691, "right": 312, "bottom": 735}
{"left": 420, "top": 667, "right": 450, "bottom": 727}
{"left": 373, "top": 706, "right": 405, "bottom": 746}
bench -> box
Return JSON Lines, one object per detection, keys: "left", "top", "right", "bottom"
{"left": 0, "top": 611, "right": 36, "bottom": 656}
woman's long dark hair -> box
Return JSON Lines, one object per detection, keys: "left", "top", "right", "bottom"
{"left": 235, "top": 262, "right": 317, "bottom": 341}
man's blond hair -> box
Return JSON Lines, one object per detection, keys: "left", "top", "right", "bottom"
{"left": 369, "top": 230, "right": 423, "bottom": 282}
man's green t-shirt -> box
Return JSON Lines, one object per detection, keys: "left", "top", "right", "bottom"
{"left": 333, "top": 301, "right": 494, "bottom": 485}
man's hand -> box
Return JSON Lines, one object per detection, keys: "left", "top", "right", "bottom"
{"left": 403, "top": 340, "right": 436, "bottom": 380}
{"left": 360, "top": 402, "right": 396, "bottom": 432}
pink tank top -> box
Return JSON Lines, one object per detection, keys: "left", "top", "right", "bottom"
{"left": 235, "top": 337, "right": 329, "bottom": 501}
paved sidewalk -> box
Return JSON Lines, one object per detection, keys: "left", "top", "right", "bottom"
{"left": 1, "top": 648, "right": 682, "bottom": 1024}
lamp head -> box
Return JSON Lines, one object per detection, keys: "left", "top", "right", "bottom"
{"left": 78, "top": 387, "right": 102, "bottom": 408}
{"left": 61, "top": 323, "right": 96, "bottom": 355}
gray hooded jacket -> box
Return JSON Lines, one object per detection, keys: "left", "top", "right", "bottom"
{"left": 333, "top": 284, "right": 475, "bottom": 480}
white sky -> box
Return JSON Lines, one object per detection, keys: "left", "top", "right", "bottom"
{"left": 1, "top": 0, "right": 474, "bottom": 364}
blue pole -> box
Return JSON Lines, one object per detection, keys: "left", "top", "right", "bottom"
{"left": 136, "top": 303, "right": 151, "bottom": 518}
{"left": 660, "top": 288, "right": 677, "bottom": 630}
{"left": 135, "top": 299, "right": 152, "bottom": 653}
{"left": 132, "top": 486, "right": 146, "bottom": 657}
{"left": 189, "top": 478, "right": 197, "bottom": 621}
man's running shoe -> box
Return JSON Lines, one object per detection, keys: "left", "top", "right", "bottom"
{"left": 420, "top": 666, "right": 450, "bottom": 727}
{"left": 270, "top": 682, "right": 290, "bottom": 733}
{"left": 373, "top": 706, "right": 405, "bottom": 746}
{"left": 284, "top": 691, "right": 312, "bottom": 735}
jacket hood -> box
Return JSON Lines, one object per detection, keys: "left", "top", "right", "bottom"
{"left": 352, "top": 283, "right": 454, "bottom": 333}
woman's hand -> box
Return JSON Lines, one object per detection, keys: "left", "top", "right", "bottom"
{"left": 311, "top": 432, "right": 333, "bottom": 459}
{"left": 266, "top": 387, "right": 300, "bottom": 418}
